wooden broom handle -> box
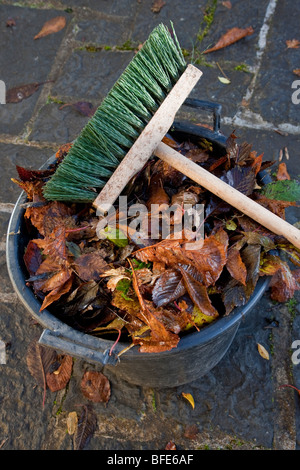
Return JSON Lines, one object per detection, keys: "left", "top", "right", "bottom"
{"left": 155, "top": 141, "right": 300, "bottom": 249}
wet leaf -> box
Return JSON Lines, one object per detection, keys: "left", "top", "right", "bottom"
{"left": 226, "top": 244, "right": 247, "bottom": 285}
{"left": 152, "top": 269, "right": 185, "bottom": 307}
{"left": 259, "top": 179, "right": 300, "bottom": 201}
{"left": 179, "top": 266, "right": 219, "bottom": 317}
{"left": 222, "top": 166, "right": 256, "bottom": 196}
{"left": 293, "top": 69, "right": 300, "bottom": 77}
{"left": 34, "top": 16, "right": 66, "bottom": 40}
{"left": 46, "top": 355, "right": 73, "bottom": 392}
{"left": 16, "top": 165, "right": 54, "bottom": 182}
{"left": 182, "top": 392, "right": 195, "bottom": 409}
{"left": 73, "top": 405, "right": 97, "bottom": 450}
{"left": 39, "top": 269, "right": 73, "bottom": 311}
{"left": 204, "top": 26, "right": 254, "bottom": 54}
{"left": 60, "top": 101, "right": 96, "bottom": 117}
{"left": 24, "top": 240, "right": 43, "bottom": 276}
{"left": 26, "top": 341, "right": 57, "bottom": 406}
{"left": 6, "top": 82, "right": 49, "bottom": 103}
{"left": 151, "top": 0, "right": 166, "bottom": 13}
{"left": 276, "top": 162, "right": 290, "bottom": 181}
{"left": 257, "top": 343, "right": 269, "bottom": 360}
{"left": 67, "top": 411, "right": 78, "bottom": 436}
{"left": 74, "top": 251, "right": 109, "bottom": 281}
{"left": 80, "top": 371, "right": 111, "bottom": 403}
{"left": 286, "top": 39, "right": 300, "bottom": 49}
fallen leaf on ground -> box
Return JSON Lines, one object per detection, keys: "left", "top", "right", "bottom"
{"left": 293, "top": 69, "right": 300, "bottom": 76}
{"left": 59, "top": 101, "right": 96, "bottom": 117}
{"left": 204, "top": 26, "right": 254, "bottom": 54}
{"left": 151, "top": 0, "right": 166, "bottom": 13}
{"left": 80, "top": 371, "right": 111, "bottom": 403}
{"left": 34, "top": 16, "right": 66, "bottom": 40}
{"left": 182, "top": 392, "right": 195, "bottom": 409}
{"left": 276, "top": 162, "right": 290, "bottom": 181}
{"left": 286, "top": 39, "right": 300, "bottom": 49}
{"left": 46, "top": 355, "right": 73, "bottom": 392}
{"left": 73, "top": 405, "right": 97, "bottom": 450}
{"left": 26, "top": 341, "right": 57, "bottom": 407}
{"left": 6, "top": 82, "right": 51, "bottom": 103}
{"left": 257, "top": 343, "right": 269, "bottom": 360}
{"left": 218, "top": 76, "right": 231, "bottom": 84}
{"left": 66, "top": 411, "right": 78, "bottom": 436}
{"left": 6, "top": 17, "right": 16, "bottom": 27}
{"left": 222, "top": 0, "right": 232, "bottom": 8}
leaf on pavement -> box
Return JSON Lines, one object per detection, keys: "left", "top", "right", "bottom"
{"left": 151, "top": 0, "right": 166, "bottom": 13}
{"left": 34, "top": 16, "right": 66, "bottom": 40}
{"left": 286, "top": 39, "right": 300, "bottom": 49}
{"left": 80, "top": 371, "right": 111, "bottom": 403}
{"left": 276, "top": 162, "right": 290, "bottom": 181}
{"left": 257, "top": 343, "right": 269, "bottom": 360}
{"left": 6, "top": 81, "right": 53, "bottom": 103}
{"left": 204, "top": 26, "right": 254, "bottom": 54}
{"left": 73, "top": 405, "right": 97, "bottom": 450}
{"left": 26, "top": 341, "right": 57, "bottom": 406}
{"left": 46, "top": 355, "right": 73, "bottom": 392}
{"left": 73, "top": 251, "right": 109, "bottom": 281}
{"left": 182, "top": 392, "right": 195, "bottom": 409}
{"left": 66, "top": 411, "right": 78, "bottom": 436}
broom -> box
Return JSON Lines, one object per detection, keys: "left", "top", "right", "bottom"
{"left": 43, "top": 23, "right": 300, "bottom": 249}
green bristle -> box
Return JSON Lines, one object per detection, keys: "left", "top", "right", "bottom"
{"left": 43, "top": 23, "right": 186, "bottom": 202}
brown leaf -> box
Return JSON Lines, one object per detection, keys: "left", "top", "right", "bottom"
{"left": 286, "top": 39, "right": 300, "bottom": 49}
{"left": 151, "top": 0, "right": 166, "bottom": 13}
{"left": 277, "top": 162, "right": 290, "bottom": 181}
{"left": 73, "top": 405, "right": 97, "bottom": 450}
{"left": 293, "top": 69, "right": 300, "bottom": 77}
{"left": 6, "top": 82, "right": 50, "bottom": 103}
{"left": 39, "top": 269, "right": 73, "bottom": 311}
{"left": 25, "top": 200, "right": 75, "bottom": 237}
{"left": 152, "top": 269, "right": 186, "bottom": 307}
{"left": 59, "top": 101, "right": 97, "bottom": 117}
{"left": 24, "top": 240, "right": 43, "bottom": 276}
{"left": 260, "top": 254, "right": 299, "bottom": 302}
{"left": 179, "top": 266, "right": 219, "bottom": 317}
{"left": 226, "top": 244, "right": 247, "bottom": 285}
{"left": 16, "top": 165, "right": 54, "bottom": 183}
{"left": 80, "top": 371, "right": 111, "bottom": 403}
{"left": 204, "top": 26, "right": 254, "bottom": 54}
{"left": 26, "top": 341, "right": 57, "bottom": 406}
{"left": 34, "top": 16, "right": 66, "bottom": 40}
{"left": 222, "top": 1, "right": 232, "bottom": 8}
{"left": 74, "top": 251, "right": 109, "bottom": 281}
{"left": 46, "top": 355, "right": 73, "bottom": 392}
{"left": 165, "top": 441, "right": 177, "bottom": 450}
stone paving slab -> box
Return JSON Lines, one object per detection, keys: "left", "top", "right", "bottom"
{"left": 0, "top": 0, "right": 299, "bottom": 452}
{"left": 0, "top": 5, "right": 69, "bottom": 135}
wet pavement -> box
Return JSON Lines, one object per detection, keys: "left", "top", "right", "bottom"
{"left": 0, "top": 0, "right": 300, "bottom": 452}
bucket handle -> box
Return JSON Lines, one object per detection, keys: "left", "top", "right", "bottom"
{"left": 39, "top": 328, "right": 120, "bottom": 366}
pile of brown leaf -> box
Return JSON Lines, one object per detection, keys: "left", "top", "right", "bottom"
{"left": 13, "top": 133, "right": 300, "bottom": 354}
